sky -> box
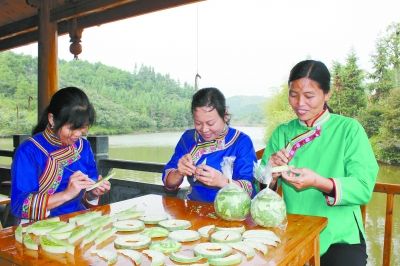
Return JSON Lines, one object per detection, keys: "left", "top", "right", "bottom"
{"left": 12, "top": 0, "right": 400, "bottom": 98}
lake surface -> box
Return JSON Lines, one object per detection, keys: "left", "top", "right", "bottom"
{"left": 0, "top": 126, "right": 398, "bottom": 265}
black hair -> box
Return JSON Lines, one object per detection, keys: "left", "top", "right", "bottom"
{"left": 288, "top": 60, "right": 333, "bottom": 112}
{"left": 191, "top": 87, "right": 230, "bottom": 123}
{"left": 32, "top": 87, "right": 95, "bottom": 135}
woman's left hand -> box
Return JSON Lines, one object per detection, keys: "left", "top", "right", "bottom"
{"left": 281, "top": 167, "right": 319, "bottom": 190}
{"left": 90, "top": 175, "right": 111, "bottom": 197}
{"left": 195, "top": 164, "right": 228, "bottom": 188}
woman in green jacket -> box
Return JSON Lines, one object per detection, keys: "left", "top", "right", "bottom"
{"left": 261, "top": 60, "right": 378, "bottom": 266}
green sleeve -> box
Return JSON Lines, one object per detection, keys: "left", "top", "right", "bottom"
{"left": 328, "top": 120, "right": 379, "bottom": 206}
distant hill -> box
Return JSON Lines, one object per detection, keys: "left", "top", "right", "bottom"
{"left": 227, "top": 95, "right": 266, "bottom": 126}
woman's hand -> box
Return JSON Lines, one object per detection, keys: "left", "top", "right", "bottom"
{"left": 177, "top": 154, "right": 196, "bottom": 176}
{"left": 64, "top": 170, "right": 95, "bottom": 200}
{"left": 195, "top": 164, "right": 227, "bottom": 188}
{"left": 268, "top": 148, "right": 291, "bottom": 187}
{"left": 281, "top": 167, "right": 319, "bottom": 190}
{"left": 89, "top": 175, "right": 111, "bottom": 197}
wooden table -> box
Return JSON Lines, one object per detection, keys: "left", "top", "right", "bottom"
{"left": 0, "top": 194, "right": 327, "bottom": 265}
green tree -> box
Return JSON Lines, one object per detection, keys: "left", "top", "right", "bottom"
{"left": 329, "top": 50, "right": 366, "bottom": 118}
{"left": 264, "top": 85, "right": 295, "bottom": 140}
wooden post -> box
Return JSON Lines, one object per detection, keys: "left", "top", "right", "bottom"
{"left": 38, "top": 0, "right": 58, "bottom": 120}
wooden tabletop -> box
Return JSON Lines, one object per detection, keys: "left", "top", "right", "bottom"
{"left": 0, "top": 194, "right": 327, "bottom": 265}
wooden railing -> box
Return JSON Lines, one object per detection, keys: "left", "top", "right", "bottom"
{"left": 256, "top": 148, "right": 400, "bottom": 266}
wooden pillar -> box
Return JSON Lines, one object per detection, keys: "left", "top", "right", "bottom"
{"left": 37, "top": 0, "right": 58, "bottom": 120}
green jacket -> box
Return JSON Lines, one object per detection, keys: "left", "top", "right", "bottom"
{"left": 261, "top": 113, "right": 379, "bottom": 255}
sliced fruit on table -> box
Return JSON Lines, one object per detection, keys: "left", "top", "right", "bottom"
{"left": 193, "top": 242, "right": 232, "bottom": 259}
{"left": 113, "top": 219, "right": 145, "bottom": 232}
{"left": 242, "top": 229, "right": 281, "bottom": 243}
{"left": 242, "top": 240, "right": 268, "bottom": 255}
{"left": 40, "top": 235, "right": 72, "bottom": 254}
{"left": 68, "top": 225, "right": 92, "bottom": 245}
{"left": 81, "top": 226, "right": 103, "bottom": 246}
{"left": 114, "top": 234, "right": 151, "bottom": 250}
{"left": 94, "top": 227, "right": 117, "bottom": 246}
{"left": 47, "top": 235, "right": 75, "bottom": 254}
{"left": 198, "top": 225, "right": 216, "bottom": 239}
{"left": 112, "top": 208, "right": 145, "bottom": 221}
{"left": 208, "top": 253, "right": 242, "bottom": 266}
{"left": 169, "top": 229, "right": 200, "bottom": 242}
{"left": 141, "top": 226, "right": 170, "bottom": 238}
{"left": 241, "top": 237, "right": 278, "bottom": 247}
{"left": 139, "top": 213, "right": 169, "bottom": 224}
{"left": 23, "top": 233, "right": 38, "bottom": 250}
{"left": 86, "top": 215, "right": 113, "bottom": 230}
{"left": 169, "top": 250, "right": 203, "bottom": 264}
{"left": 149, "top": 238, "right": 182, "bottom": 253}
{"left": 142, "top": 249, "right": 166, "bottom": 266}
{"left": 210, "top": 231, "right": 242, "bottom": 243}
{"left": 25, "top": 220, "right": 65, "bottom": 235}
{"left": 15, "top": 224, "right": 23, "bottom": 243}
{"left": 49, "top": 222, "right": 76, "bottom": 234}
{"left": 117, "top": 249, "right": 143, "bottom": 265}
{"left": 69, "top": 210, "right": 102, "bottom": 225}
{"left": 48, "top": 230, "right": 72, "bottom": 240}
{"left": 228, "top": 241, "right": 256, "bottom": 259}
{"left": 158, "top": 219, "right": 191, "bottom": 231}
{"left": 215, "top": 225, "right": 246, "bottom": 234}
{"left": 91, "top": 249, "right": 118, "bottom": 265}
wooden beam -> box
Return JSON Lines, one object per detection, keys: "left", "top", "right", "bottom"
{"left": 37, "top": 0, "right": 58, "bottom": 118}
{"left": 0, "top": 0, "right": 204, "bottom": 51}
{"left": 50, "top": 0, "right": 135, "bottom": 23}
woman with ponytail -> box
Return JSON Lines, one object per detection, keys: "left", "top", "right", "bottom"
{"left": 260, "top": 60, "right": 378, "bottom": 265}
{"left": 11, "top": 87, "right": 110, "bottom": 223}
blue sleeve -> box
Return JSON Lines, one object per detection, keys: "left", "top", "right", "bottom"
{"left": 162, "top": 133, "right": 189, "bottom": 184}
{"left": 232, "top": 134, "right": 257, "bottom": 197}
{"left": 82, "top": 139, "right": 98, "bottom": 181}
{"left": 11, "top": 141, "right": 44, "bottom": 219}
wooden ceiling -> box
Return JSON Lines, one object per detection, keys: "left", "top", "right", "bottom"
{"left": 0, "top": 0, "right": 203, "bottom": 52}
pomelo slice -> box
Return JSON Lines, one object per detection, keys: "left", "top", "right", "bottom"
{"left": 215, "top": 225, "right": 245, "bottom": 234}
{"left": 117, "top": 249, "right": 143, "bottom": 265}
{"left": 94, "top": 227, "right": 117, "bottom": 246}
{"left": 114, "top": 234, "right": 151, "bottom": 250}
{"left": 112, "top": 208, "right": 144, "bottom": 221}
{"left": 15, "top": 225, "right": 23, "bottom": 243}
{"left": 208, "top": 253, "right": 242, "bottom": 266}
{"left": 68, "top": 225, "right": 91, "bottom": 245}
{"left": 149, "top": 239, "right": 181, "bottom": 253}
{"left": 194, "top": 242, "right": 232, "bottom": 259}
{"left": 141, "top": 226, "right": 169, "bottom": 238}
{"left": 69, "top": 211, "right": 102, "bottom": 225}
{"left": 81, "top": 226, "right": 103, "bottom": 246}
{"left": 23, "top": 234, "right": 38, "bottom": 250}
{"left": 86, "top": 172, "right": 115, "bottom": 191}
{"left": 210, "top": 231, "right": 242, "bottom": 243}
{"left": 26, "top": 220, "right": 65, "bottom": 235}
{"left": 242, "top": 229, "right": 281, "bottom": 243}
{"left": 92, "top": 249, "right": 118, "bottom": 265}
{"left": 139, "top": 213, "right": 168, "bottom": 225}
{"left": 40, "top": 236, "right": 68, "bottom": 254}
{"left": 228, "top": 242, "right": 255, "bottom": 259}
{"left": 169, "top": 230, "right": 200, "bottom": 242}
{"left": 243, "top": 240, "right": 268, "bottom": 255}
{"left": 158, "top": 219, "right": 191, "bottom": 231}
{"left": 169, "top": 251, "right": 202, "bottom": 264}
{"left": 198, "top": 225, "right": 215, "bottom": 238}
{"left": 142, "top": 249, "right": 166, "bottom": 266}
{"left": 113, "top": 219, "right": 145, "bottom": 232}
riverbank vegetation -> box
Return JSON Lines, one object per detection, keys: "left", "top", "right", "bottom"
{"left": 264, "top": 22, "right": 400, "bottom": 165}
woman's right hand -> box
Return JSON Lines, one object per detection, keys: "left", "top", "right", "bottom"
{"left": 64, "top": 171, "right": 95, "bottom": 200}
{"left": 177, "top": 154, "right": 196, "bottom": 176}
{"left": 268, "top": 148, "right": 291, "bottom": 185}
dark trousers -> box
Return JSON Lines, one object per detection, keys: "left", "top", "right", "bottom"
{"left": 321, "top": 233, "right": 367, "bottom": 266}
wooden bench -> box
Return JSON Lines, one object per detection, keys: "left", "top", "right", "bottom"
{"left": 256, "top": 148, "right": 400, "bottom": 266}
